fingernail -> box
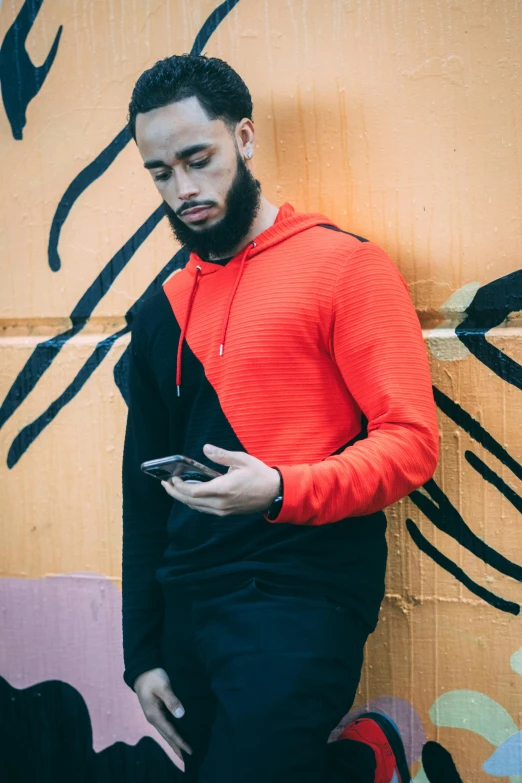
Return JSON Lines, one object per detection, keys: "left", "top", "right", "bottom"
{"left": 174, "top": 706, "right": 185, "bottom": 718}
{"left": 205, "top": 444, "right": 216, "bottom": 455}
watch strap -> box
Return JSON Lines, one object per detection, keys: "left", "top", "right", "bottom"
{"left": 266, "top": 469, "right": 283, "bottom": 521}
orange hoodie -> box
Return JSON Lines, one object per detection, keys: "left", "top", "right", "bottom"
{"left": 164, "top": 202, "right": 439, "bottom": 524}
{"left": 121, "top": 202, "right": 439, "bottom": 688}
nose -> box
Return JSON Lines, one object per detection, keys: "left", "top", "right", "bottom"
{"left": 176, "top": 169, "right": 199, "bottom": 202}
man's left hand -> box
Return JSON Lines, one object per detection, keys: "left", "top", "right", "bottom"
{"left": 161, "top": 444, "right": 281, "bottom": 517}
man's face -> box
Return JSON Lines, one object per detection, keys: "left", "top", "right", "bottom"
{"left": 135, "top": 97, "right": 260, "bottom": 258}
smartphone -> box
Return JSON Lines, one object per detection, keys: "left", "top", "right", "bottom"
{"left": 140, "top": 454, "right": 222, "bottom": 483}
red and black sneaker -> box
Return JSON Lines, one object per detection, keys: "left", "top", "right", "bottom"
{"left": 337, "top": 711, "right": 411, "bottom": 783}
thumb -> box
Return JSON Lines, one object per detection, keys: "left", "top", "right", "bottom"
{"left": 203, "top": 444, "right": 249, "bottom": 468}
{"left": 158, "top": 679, "right": 185, "bottom": 719}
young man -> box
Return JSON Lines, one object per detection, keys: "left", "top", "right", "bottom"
{"left": 122, "top": 55, "right": 439, "bottom": 783}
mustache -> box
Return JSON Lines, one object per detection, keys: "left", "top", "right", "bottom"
{"left": 175, "top": 200, "right": 217, "bottom": 217}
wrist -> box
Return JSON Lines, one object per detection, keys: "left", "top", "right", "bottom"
{"left": 266, "top": 468, "right": 283, "bottom": 521}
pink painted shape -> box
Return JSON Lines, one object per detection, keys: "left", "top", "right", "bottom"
{"left": 0, "top": 573, "right": 180, "bottom": 766}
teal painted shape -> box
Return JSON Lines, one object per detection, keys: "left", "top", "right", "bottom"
{"left": 483, "top": 732, "right": 522, "bottom": 776}
{"left": 429, "top": 690, "right": 518, "bottom": 747}
{"left": 412, "top": 766, "right": 430, "bottom": 783}
{"left": 510, "top": 648, "right": 522, "bottom": 677}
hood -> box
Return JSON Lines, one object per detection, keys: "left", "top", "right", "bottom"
{"left": 172, "top": 203, "right": 335, "bottom": 396}
{"left": 185, "top": 202, "right": 335, "bottom": 277}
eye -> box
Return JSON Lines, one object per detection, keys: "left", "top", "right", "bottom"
{"left": 189, "top": 157, "right": 209, "bottom": 169}
{"left": 154, "top": 172, "right": 170, "bottom": 182}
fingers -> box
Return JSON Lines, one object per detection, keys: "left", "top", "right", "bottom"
{"left": 203, "top": 443, "right": 251, "bottom": 468}
{"left": 161, "top": 475, "right": 230, "bottom": 504}
{"left": 156, "top": 727, "right": 184, "bottom": 760}
{"left": 144, "top": 695, "right": 193, "bottom": 757}
{"left": 136, "top": 669, "right": 193, "bottom": 759}
{"left": 172, "top": 475, "right": 227, "bottom": 498}
{"left": 151, "top": 708, "right": 193, "bottom": 758}
{"left": 161, "top": 478, "right": 231, "bottom": 516}
{"left": 158, "top": 447, "right": 271, "bottom": 516}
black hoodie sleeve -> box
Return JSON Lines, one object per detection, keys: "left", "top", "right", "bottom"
{"left": 121, "top": 305, "right": 172, "bottom": 690}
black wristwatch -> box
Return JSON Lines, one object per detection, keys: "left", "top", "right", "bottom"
{"left": 266, "top": 470, "right": 283, "bottom": 521}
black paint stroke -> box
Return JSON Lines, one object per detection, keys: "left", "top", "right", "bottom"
{"left": 0, "top": 0, "right": 62, "bottom": 140}
{"left": 0, "top": 676, "right": 176, "bottom": 780}
{"left": 7, "top": 327, "right": 127, "bottom": 468}
{"left": 48, "top": 129, "right": 131, "bottom": 271}
{"left": 465, "top": 450, "right": 522, "bottom": 515}
{"left": 0, "top": 207, "right": 164, "bottom": 434}
{"left": 406, "top": 519, "right": 520, "bottom": 615}
{"left": 422, "top": 741, "right": 464, "bottom": 783}
{"left": 405, "top": 388, "right": 522, "bottom": 615}
{"left": 0, "top": 0, "right": 241, "bottom": 463}
{"left": 456, "top": 269, "right": 522, "bottom": 392}
{"left": 410, "top": 479, "right": 522, "bottom": 582}
{"left": 190, "top": 0, "right": 242, "bottom": 56}
{"left": 433, "top": 386, "right": 522, "bottom": 482}
{"left": 47, "top": 0, "right": 241, "bottom": 272}
{"left": 6, "top": 246, "right": 188, "bottom": 467}
{"left": 1, "top": 0, "right": 242, "bottom": 463}
{"left": 67, "top": 207, "right": 163, "bottom": 322}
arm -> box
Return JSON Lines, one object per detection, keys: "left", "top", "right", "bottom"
{"left": 122, "top": 307, "right": 172, "bottom": 689}
{"left": 273, "top": 242, "right": 439, "bottom": 525}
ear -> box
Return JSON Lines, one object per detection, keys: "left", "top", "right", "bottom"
{"left": 236, "top": 118, "right": 255, "bottom": 160}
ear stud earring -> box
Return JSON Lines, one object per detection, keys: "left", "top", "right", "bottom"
{"left": 246, "top": 151, "right": 253, "bottom": 159}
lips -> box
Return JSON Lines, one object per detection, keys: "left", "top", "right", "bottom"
{"left": 180, "top": 206, "right": 213, "bottom": 223}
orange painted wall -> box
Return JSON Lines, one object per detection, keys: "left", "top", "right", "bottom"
{"left": 1, "top": 1, "right": 522, "bottom": 780}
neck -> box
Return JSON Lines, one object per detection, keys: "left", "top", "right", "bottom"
{"left": 208, "top": 196, "right": 279, "bottom": 261}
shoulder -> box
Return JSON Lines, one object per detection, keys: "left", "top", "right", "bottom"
{"left": 129, "top": 286, "right": 175, "bottom": 353}
{"left": 132, "top": 287, "right": 170, "bottom": 328}
{"left": 304, "top": 223, "right": 378, "bottom": 269}
{"left": 313, "top": 223, "right": 371, "bottom": 246}
{"left": 132, "top": 246, "right": 190, "bottom": 335}
{"left": 331, "top": 238, "right": 411, "bottom": 311}
{"left": 308, "top": 222, "right": 371, "bottom": 255}
{"left": 307, "top": 223, "right": 405, "bottom": 285}
{"left": 352, "top": 244, "right": 407, "bottom": 293}
{"left": 328, "top": 231, "right": 406, "bottom": 287}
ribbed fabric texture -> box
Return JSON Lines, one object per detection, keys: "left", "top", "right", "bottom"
{"left": 164, "top": 203, "right": 439, "bottom": 525}
{"left": 275, "top": 240, "right": 440, "bottom": 524}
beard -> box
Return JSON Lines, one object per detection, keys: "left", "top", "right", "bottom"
{"left": 163, "top": 153, "right": 261, "bottom": 260}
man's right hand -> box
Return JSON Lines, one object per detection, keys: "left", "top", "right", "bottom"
{"left": 134, "top": 668, "right": 193, "bottom": 761}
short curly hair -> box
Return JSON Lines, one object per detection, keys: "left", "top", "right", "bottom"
{"left": 127, "top": 54, "right": 253, "bottom": 140}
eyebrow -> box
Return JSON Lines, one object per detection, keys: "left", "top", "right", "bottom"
{"left": 143, "top": 143, "right": 211, "bottom": 169}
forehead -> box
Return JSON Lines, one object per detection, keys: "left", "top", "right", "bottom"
{"left": 135, "top": 97, "right": 230, "bottom": 160}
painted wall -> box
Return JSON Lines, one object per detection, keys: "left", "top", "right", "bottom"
{"left": 1, "top": 0, "right": 521, "bottom": 780}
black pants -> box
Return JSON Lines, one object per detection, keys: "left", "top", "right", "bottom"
{"left": 160, "top": 575, "right": 376, "bottom": 782}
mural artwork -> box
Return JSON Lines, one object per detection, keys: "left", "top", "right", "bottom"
{"left": 1, "top": 0, "right": 521, "bottom": 780}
